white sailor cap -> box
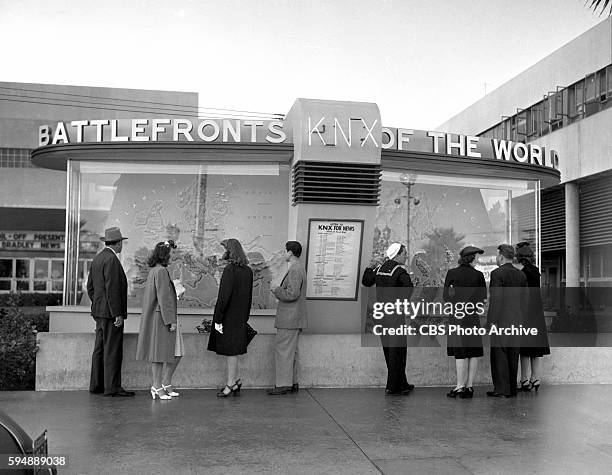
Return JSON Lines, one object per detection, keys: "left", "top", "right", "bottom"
{"left": 385, "top": 242, "right": 402, "bottom": 260}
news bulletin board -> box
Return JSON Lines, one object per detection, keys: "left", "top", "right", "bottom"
{"left": 305, "top": 219, "right": 364, "bottom": 300}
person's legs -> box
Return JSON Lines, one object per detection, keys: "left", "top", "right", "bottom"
{"left": 275, "top": 329, "right": 299, "bottom": 387}
{"left": 101, "top": 318, "right": 124, "bottom": 394}
{"left": 380, "top": 335, "right": 391, "bottom": 390}
{"left": 398, "top": 344, "right": 409, "bottom": 389}
{"left": 226, "top": 356, "right": 238, "bottom": 387}
{"left": 162, "top": 357, "right": 182, "bottom": 387}
{"left": 508, "top": 347, "right": 520, "bottom": 396}
{"left": 530, "top": 356, "right": 542, "bottom": 381}
{"left": 519, "top": 355, "right": 531, "bottom": 383}
{"left": 490, "top": 346, "right": 509, "bottom": 395}
{"left": 529, "top": 356, "right": 543, "bottom": 391}
{"left": 101, "top": 319, "right": 124, "bottom": 394}
{"left": 386, "top": 344, "right": 407, "bottom": 393}
{"left": 152, "top": 362, "right": 163, "bottom": 388}
{"left": 292, "top": 331, "right": 301, "bottom": 385}
{"left": 89, "top": 319, "right": 105, "bottom": 392}
{"left": 466, "top": 357, "right": 479, "bottom": 388}
{"left": 455, "top": 358, "right": 468, "bottom": 387}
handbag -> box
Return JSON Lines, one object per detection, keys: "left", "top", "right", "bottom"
{"left": 246, "top": 323, "right": 257, "bottom": 345}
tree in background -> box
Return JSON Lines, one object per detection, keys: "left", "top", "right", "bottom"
{"left": 419, "top": 228, "right": 466, "bottom": 286}
{"left": 586, "top": 0, "right": 612, "bottom": 15}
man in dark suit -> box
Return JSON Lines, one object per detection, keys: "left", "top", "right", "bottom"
{"left": 87, "top": 227, "right": 134, "bottom": 397}
{"left": 362, "top": 243, "right": 414, "bottom": 395}
{"left": 486, "top": 244, "right": 528, "bottom": 398}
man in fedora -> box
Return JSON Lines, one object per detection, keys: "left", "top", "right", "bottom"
{"left": 87, "top": 227, "right": 134, "bottom": 397}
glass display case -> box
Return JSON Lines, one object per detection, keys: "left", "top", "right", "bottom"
{"left": 64, "top": 160, "right": 290, "bottom": 308}
{"left": 370, "top": 170, "right": 540, "bottom": 284}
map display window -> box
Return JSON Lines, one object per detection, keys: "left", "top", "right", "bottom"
{"left": 372, "top": 171, "right": 539, "bottom": 285}
{"left": 75, "top": 161, "right": 290, "bottom": 309}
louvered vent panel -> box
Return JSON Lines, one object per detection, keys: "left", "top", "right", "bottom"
{"left": 541, "top": 188, "right": 565, "bottom": 252}
{"left": 580, "top": 176, "right": 612, "bottom": 247}
{"left": 292, "top": 161, "right": 381, "bottom": 205}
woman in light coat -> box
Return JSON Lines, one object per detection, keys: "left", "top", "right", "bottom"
{"left": 136, "top": 240, "right": 184, "bottom": 400}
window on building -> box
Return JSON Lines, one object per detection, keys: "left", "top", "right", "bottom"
{"left": 34, "top": 259, "right": 48, "bottom": 291}
{"left": 548, "top": 91, "right": 564, "bottom": 131}
{"left": 517, "top": 110, "right": 527, "bottom": 141}
{"left": 575, "top": 80, "right": 585, "bottom": 117}
{"left": 529, "top": 103, "right": 541, "bottom": 137}
{"left": 51, "top": 260, "right": 64, "bottom": 292}
{"left": 541, "top": 97, "right": 550, "bottom": 136}
{"left": 0, "top": 148, "right": 34, "bottom": 168}
{"left": 0, "top": 257, "right": 82, "bottom": 293}
{"left": 502, "top": 119, "right": 511, "bottom": 140}
{"left": 0, "top": 259, "right": 12, "bottom": 290}
{"left": 598, "top": 68, "right": 608, "bottom": 102}
{"left": 478, "top": 63, "right": 612, "bottom": 140}
{"left": 585, "top": 74, "right": 599, "bottom": 116}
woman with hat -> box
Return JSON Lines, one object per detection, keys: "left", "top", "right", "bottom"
{"left": 443, "top": 246, "right": 487, "bottom": 399}
{"left": 136, "top": 240, "right": 184, "bottom": 400}
{"left": 207, "top": 238, "right": 253, "bottom": 397}
{"left": 515, "top": 242, "right": 550, "bottom": 392}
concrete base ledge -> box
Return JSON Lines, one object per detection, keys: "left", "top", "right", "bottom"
{"left": 35, "top": 333, "right": 612, "bottom": 390}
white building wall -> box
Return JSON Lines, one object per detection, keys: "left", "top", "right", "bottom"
{"left": 437, "top": 17, "right": 612, "bottom": 137}
{"left": 534, "top": 107, "right": 612, "bottom": 183}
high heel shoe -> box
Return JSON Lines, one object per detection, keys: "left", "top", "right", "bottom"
{"left": 519, "top": 380, "right": 532, "bottom": 392}
{"left": 459, "top": 387, "right": 474, "bottom": 399}
{"left": 151, "top": 386, "right": 172, "bottom": 400}
{"left": 162, "top": 384, "right": 179, "bottom": 397}
{"left": 446, "top": 386, "right": 465, "bottom": 398}
{"left": 216, "top": 380, "right": 242, "bottom": 398}
{"left": 530, "top": 379, "right": 541, "bottom": 393}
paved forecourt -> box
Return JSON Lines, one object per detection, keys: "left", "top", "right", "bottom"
{"left": 2, "top": 385, "right": 612, "bottom": 474}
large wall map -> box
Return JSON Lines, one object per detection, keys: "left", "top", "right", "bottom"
{"left": 80, "top": 168, "right": 289, "bottom": 309}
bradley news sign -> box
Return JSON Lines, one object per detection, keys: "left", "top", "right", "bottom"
{"left": 38, "top": 117, "right": 559, "bottom": 169}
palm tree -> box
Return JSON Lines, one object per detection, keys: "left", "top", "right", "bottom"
{"left": 586, "top": 0, "right": 612, "bottom": 16}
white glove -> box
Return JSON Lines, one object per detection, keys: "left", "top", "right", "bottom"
{"left": 173, "top": 279, "right": 186, "bottom": 299}
{"left": 214, "top": 323, "right": 223, "bottom": 334}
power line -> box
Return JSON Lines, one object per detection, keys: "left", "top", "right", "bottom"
{"left": 0, "top": 85, "right": 285, "bottom": 119}
{"left": 0, "top": 96, "right": 285, "bottom": 121}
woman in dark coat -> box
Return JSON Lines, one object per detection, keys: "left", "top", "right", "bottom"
{"left": 515, "top": 242, "right": 550, "bottom": 392}
{"left": 443, "top": 246, "right": 488, "bottom": 399}
{"left": 207, "top": 238, "right": 253, "bottom": 397}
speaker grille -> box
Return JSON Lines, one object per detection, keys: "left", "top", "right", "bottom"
{"left": 292, "top": 161, "right": 381, "bottom": 205}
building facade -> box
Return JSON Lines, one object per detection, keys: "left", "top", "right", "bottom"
{"left": 0, "top": 82, "right": 198, "bottom": 295}
{"left": 438, "top": 17, "right": 612, "bottom": 312}
{"left": 8, "top": 68, "right": 611, "bottom": 390}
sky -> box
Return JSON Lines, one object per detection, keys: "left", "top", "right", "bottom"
{"left": 0, "top": 0, "right": 607, "bottom": 129}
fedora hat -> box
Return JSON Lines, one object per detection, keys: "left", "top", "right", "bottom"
{"left": 100, "top": 227, "right": 128, "bottom": 243}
